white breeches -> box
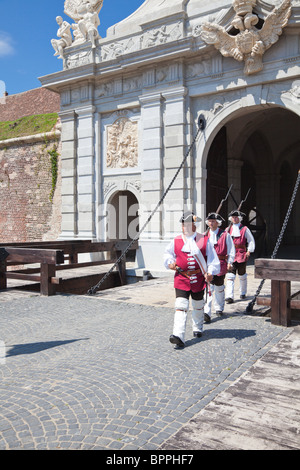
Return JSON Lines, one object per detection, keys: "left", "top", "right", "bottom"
{"left": 173, "top": 297, "right": 204, "bottom": 343}
{"left": 204, "top": 284, "right": 225, "bottom": 317}
{"left": 225, "top": 273, "right": 247, "bottom": 299}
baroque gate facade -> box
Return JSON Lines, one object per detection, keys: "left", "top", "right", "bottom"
{"left": 41, "top": 0, "right": 300, "bottom": 271}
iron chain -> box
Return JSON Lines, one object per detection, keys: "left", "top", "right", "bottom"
{"left": 87, "top": 125, "right": 203, "bottom": 295}
{"left": 247, "top": 169, "right": 300, "bottom": 312}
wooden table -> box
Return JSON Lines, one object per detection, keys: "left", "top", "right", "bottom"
{"left": 255, "top": 259, "right": 300, "bottom": 327}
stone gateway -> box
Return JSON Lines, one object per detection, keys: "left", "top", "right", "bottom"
{"left": 40, "top": 0, "right": 300, "bottom": 273}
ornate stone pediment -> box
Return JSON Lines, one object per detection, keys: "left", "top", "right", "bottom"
{"left": 200, "top": 0, "right": 292, "bottom": 75}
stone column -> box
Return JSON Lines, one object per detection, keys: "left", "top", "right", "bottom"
{"left": 139, "top": 92, "right": 163, "bottom": 240}
{"left": 137, "top": 92, "right": 165, "bottom": 271}
{"left": 162, "top": 86, "right": 188, "bottom": 238}
{"left": 75, "top": 105, "right": 96, "bottom": 240}
{"left": 58, "top": 110, "right": 78, "bottom": 239}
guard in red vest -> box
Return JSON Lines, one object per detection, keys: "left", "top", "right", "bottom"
{"left": 164, "top": 211, "right": 220, "bottom": 349}
{"left": 225, "top": 210, "right": 255, "bottom": 303}
{"left": 204, "top": 212, "right": 235, "bottom": 323}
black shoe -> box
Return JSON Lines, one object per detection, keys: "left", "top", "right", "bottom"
{"left": 240, "top": 295, "right": 246, "bottom": 299}
{"left": 169, "top": 335, "right": 185, "bottom": 348}
{"left": 193, "top": 331, "right": 203, "bottom": 338}
{"left": 225, "top": 298, "right": 234, "bottom": 304}
{"left": 216, "top": 311, "right": 223, "bottom": 316}
{"left": 204, "top": 313, "right": 211, "bottom": 324}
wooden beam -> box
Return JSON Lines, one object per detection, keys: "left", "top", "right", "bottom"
{"left": 5, "top": 248, "right": 65, "bottom": 265}
{"left": 255, "top": 259, "right": 300, "bottom": 282}
{"left": 271, "top": 280, "right": 291, "bottom": 327}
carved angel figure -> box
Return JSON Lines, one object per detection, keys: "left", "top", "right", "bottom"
{"left": 64, "top": 0, "right": 103, "bottom": 22}
{"left": 77, "top": 2, "right": 101, "bottom": 48}
{"left": 200, "top": 0, "right": 291, "bottom": 75}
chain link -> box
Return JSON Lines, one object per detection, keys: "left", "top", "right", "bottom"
{"left": 87, "top": 125, "right": 203, "bottom": 295}
{"left": 246, "top": 170, "right": 300, "bottom": 313}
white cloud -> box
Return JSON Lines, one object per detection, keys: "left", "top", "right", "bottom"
{"left": 0, "top": 31, "right": 15, "bottom": 57}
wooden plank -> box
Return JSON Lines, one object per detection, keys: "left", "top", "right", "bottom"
{"left": 0, "top": 240, "right": 91, "bottom": 248}
{"left": 255, "top": 259, "right": 300, "bottom": 281}
{"left": 271, "top": 280, "right": 291, "bottom": 327}
{"left": 255, "top": 267, "right": 300, "bottom": 282}
{"left": 6, "top": 272, "right": 41, "bottom": 282}
{"left": 5, "top": 248, "right": 65, "bottom": 265}
{"left": 55, "top": 260, "right": 115, "bottom": 270}
{"left": 255, "top": 258, "right": 300, "bottom": 270}
{"left": 40, "top": 263, "right": 56, "bottom": 296}
{"left": 256, "top": 297, "right": 271, "bottom": 306}
{"left": 54, "top": 272, "right": 122, "bottom": 295}
{"left": 0, "top": 260, "right": 7, "bottom": 290}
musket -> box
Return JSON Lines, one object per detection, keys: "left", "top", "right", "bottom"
{"left": 226, "top": 187, "right": 251, "bottom": 232}
{"left": 216, "top": 184, "right": 233, "bottom": 214}
{"left": 237, "top": 187, "right": 251, "bottom": 211}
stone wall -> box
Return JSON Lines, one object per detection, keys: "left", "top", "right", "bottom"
{"left": 0, "top": 87, "right": 62, "bottom": 243}
{"left": 0, "top": 136, "right": 62, "bottom": 243}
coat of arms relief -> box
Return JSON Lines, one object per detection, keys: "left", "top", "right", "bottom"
{"left": 106, "top": 118, "right": 138, "bottom": 169}
{"left": 200, "top": 0, "right": 292, "bottom": 75}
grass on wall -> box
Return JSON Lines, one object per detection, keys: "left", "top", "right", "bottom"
{"left": 0, "top": 113, "right": 58, "bottom": 141}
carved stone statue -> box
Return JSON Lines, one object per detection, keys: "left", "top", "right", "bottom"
{"left": 77, "top": 2, "right": 101, "bottom": 48}
{"left": 200, "top": 0, "right": 292, "bottom": 75}
{"left": 51, "top": 16, "right": 73, "bottom": 59}
{"left": 52, "top": 1, "right": 103, "bottom": 58}
{"left": 64, "top": 0, "right": 103, "bottom": 22}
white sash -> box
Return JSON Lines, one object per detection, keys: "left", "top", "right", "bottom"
{"left": 181, "top": 233, "right": 207, "bottom": 275}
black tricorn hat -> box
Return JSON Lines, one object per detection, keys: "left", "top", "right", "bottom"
{"left": 180, "top": 211, "right": 201, "bottom": 223}
{"left": 228, "top": 210, "right": 246, "bottom": 217}
{"left": 206, "top": 212, "right": 225, "bottom": 222}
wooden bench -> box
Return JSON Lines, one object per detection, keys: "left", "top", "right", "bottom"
{"left": 0, "top": 240, "right": 138, "bottom": 296}
{"left": 255, "top": 259, "right": 300, "bottom": 327}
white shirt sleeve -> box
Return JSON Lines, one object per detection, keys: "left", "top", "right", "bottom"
{"left": 245, "top": 228, "right": 255, "bottom": 253}
{"left": 163, "top": 239, "right": 176, "bottom": 269}
{"left": 206, "top": 240, "right": 220, "bottom": 275}
{"left": 226, "top": 233, "right": 236, "bottom": 264}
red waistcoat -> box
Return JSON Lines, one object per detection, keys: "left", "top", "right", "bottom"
{"left": 229, "top": 225, "right": 248, "bottom": 263}
{"left": 173, "top": 233, "right": 208, "bottom": 292}
{"left": 208, "top": 229, "right": 227, "bottom": 276}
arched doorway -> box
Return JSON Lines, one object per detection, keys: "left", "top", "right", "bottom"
{"left": 206, "top": 106, "right": 300, "bottom": 258}
{"left": 107, "top": 190, "right": 139, "bottom": 261}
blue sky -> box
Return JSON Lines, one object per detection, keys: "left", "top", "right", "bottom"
{"left": 0, "top": 0, "right": 145, "bottom": 95}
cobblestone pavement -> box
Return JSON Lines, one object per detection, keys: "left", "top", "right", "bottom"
{"left": 0, "top": 280, "right": 291, "bottom": 450}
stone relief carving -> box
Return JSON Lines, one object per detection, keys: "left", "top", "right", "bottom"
{"left": 106, "top": 118, "right": 138, "bottom": 169}
{"left": 52, "top": 2, "right": 184, "bottom": 68}
{"left": 66, "top": 49, "right": 93, "bottom": 69}
{"left": 52, "top": 0, "right": 103, "bottom": 59}
{"left": 200, "top": 0, "right": 292, "bottom": 75}
{"left": 186, "top": 56, "right": 212, "bottom": 78}
{"left": 141, "top": 23, "right": 182, "bottom": 49}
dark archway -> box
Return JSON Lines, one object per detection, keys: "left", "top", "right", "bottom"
{"left": 205, "top": 107, "right": 300, "bottom": 258}
{"left": 206, "top": 127, "right": 228, "bottom": 221}
{"left": 107, "top": 190, "right": 139, "bottom": 261}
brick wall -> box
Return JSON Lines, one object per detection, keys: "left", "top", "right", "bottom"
{"left": 0, "top": 137, "right": 62, "bottom": 243}
{"left": 0, "top": 87, "right": 60, "bottom": 122}
{"left": 0, "top": 86, "right": 62, "bottom": 243}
